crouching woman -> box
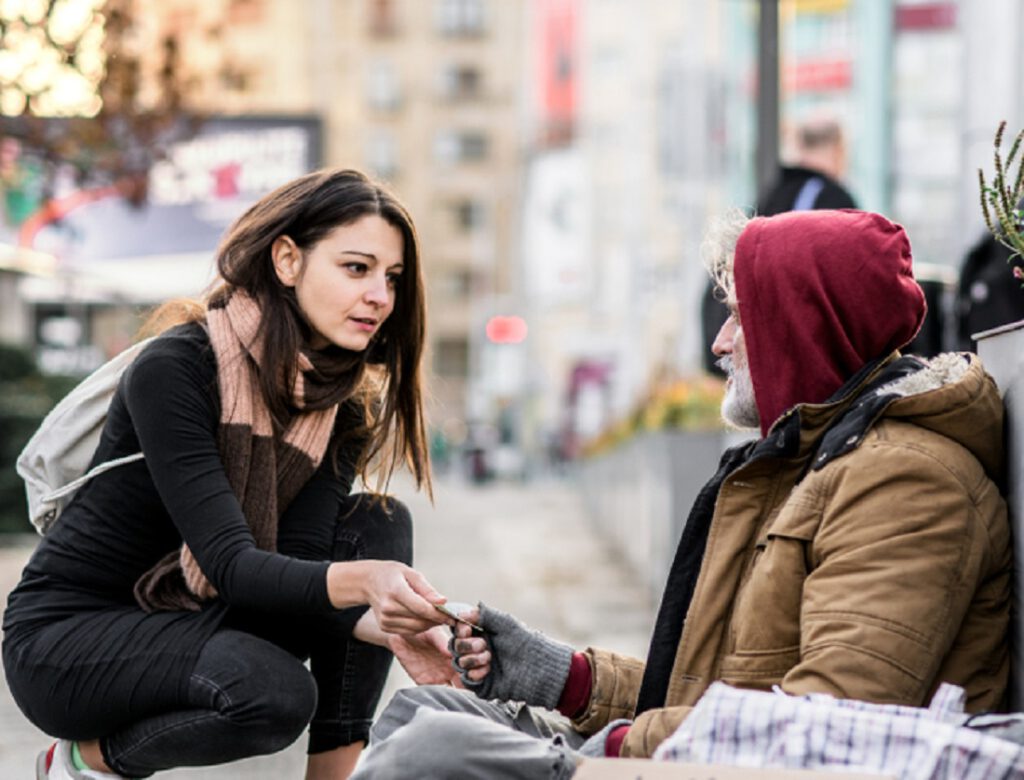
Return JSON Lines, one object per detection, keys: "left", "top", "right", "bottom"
{"left": 3, "top": 169, "right": 456, "bottom": 779}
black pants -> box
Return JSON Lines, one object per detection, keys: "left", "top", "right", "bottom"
{"left": 10, "top": 494, "right": 411, "bottom": 778}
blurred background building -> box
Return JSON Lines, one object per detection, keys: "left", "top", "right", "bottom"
{"left": 2, "top": 0, "right": 1024, "bottom": 495}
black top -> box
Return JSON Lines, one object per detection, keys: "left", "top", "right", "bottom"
{"left": 756, "top": 165, "right": 857, "bottom": 217}
{"left": 4, "top": 324, "right": 359, "bottom": 664}
{"left": 956, "top": 232, "right": 1024, "bottom": 351}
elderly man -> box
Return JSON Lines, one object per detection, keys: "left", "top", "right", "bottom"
{"left": 354, "top": 209, "right": 1011, "bottom": 779}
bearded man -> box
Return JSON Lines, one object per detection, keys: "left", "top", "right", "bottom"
{"left": 353, "top": 209, "right": 1011, "bottom": 780}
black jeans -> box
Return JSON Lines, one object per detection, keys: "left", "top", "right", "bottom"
{"left": 12, "top": 494, "right": 412, "bottom": 778}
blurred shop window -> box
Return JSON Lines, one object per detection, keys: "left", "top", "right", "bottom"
{"left": 368, "top": 0, "right": 399, "bottom": 36}
{"left": 435, "top": 337, "right": 470, "bottom": 377}
{"left": 366, "top": 60, "right": 402, "bottom": 112}
{"left": 435, "top": 0, "right": 486, "bottom": 36}
{"left": 453, "top": 198, "right": 486, "bottom": 232}
{"left": 366, "top": 131, "right": 399, "bottom": 180}
{"left": 438, "top": 63, "right": 482, "bottom": 101}
{"left": 434, "top": 130, "right": 489, "bottom": 165}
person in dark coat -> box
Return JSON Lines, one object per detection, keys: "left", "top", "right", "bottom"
{"left": 701, "top": 118, "right": 857, "bottom": 374}
{"left": 955, "top": 229, "right": 1024, "bottom": 351}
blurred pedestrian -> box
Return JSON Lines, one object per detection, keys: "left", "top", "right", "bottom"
{"left": 353, "top": 209, "right": 1009, "bottom": 777}
{"left": 956, "top": 227, "right": 1024, "bottom": 350}
{"left": 701, "top": 118, "right": 858, "bottom": 374}
{"left": 3, "top": 169, "right": 460, "bottom": 780}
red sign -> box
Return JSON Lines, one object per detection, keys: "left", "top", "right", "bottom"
{"left": 486, "top": 315, "right": 528, "bottom": 344}
{"left": 783, "top": 58, "right": 853, "bottom": 93}
{"left": 895, "top": 3, "right": 956, "bottom": 31}
{"left": 535, "top": 0, "right": 578, "bottom": 142}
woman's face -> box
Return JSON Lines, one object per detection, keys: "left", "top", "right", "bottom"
{"left": 272, "top": 214, "right": 405, "bottom": 351}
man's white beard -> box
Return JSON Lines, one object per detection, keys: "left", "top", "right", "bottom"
{"left": 717, "top": 356, "right": 760, "bottom": 430}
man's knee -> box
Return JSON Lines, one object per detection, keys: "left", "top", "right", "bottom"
{"left": 371, "top": 685, "right": 469, "bottom": 743}
{"left": 361, "top": 708, "right": 491, "bottom": 778}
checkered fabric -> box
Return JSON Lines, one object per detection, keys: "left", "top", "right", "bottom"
{"left": 653, "top": 682, "right": 1024, "bottom": 779}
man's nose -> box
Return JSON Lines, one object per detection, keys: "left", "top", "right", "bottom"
{"left": 711, "top": 316, "right": 736, "bottom": 357}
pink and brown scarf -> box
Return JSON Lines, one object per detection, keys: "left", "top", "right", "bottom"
{"left": 134, "top": 290, "right": 366, "bottom": 612}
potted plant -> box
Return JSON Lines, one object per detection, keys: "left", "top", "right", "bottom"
{"left": 973, "top": 120, "right": 1024, "bottom": 711}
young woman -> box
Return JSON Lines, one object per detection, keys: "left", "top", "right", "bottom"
{"left": 3, "top": 169, "right": 458, "bottom": 779}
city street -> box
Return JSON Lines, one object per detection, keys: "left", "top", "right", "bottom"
{"left": 0, "top": 474, "right": 656, "bottom": 778}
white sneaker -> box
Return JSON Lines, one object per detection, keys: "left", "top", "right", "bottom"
{"left": 35, "top": 740, "right": 126, "bottom": 779}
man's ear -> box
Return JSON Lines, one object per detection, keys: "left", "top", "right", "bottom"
{"left": 271, "top": 235, "right": 302, "bottom": 287}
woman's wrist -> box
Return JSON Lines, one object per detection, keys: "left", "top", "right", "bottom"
{"left": 353, "top": 609, "right": 389, "bottom": 646}
{"left": 326, "top": 560, "right": 371, "bottom": 609}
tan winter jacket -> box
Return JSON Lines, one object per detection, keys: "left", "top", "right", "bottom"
{"left": 575, "top": 352, "right": 1011, "bottom": 758}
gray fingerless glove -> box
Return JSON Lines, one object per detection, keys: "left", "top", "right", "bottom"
{"left": 455, "top": 602, "right": 574, "bottom": 711}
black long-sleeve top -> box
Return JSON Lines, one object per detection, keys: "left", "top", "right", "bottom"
{"left": 3, "top": 324, "right": 359, "bottom": 676}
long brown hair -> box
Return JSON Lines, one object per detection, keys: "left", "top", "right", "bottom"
{"left": 144, "top": 168, "right": 431, "bottom": 494}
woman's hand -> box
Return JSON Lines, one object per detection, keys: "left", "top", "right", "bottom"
{"left": 388, "top": 625, "right": 464, "bottom": 687}
{"left": 327, "top": 560, "right": 451, "bottom": 635}
{"left": 451, "top": 607, "right": 491, "bottom": 682}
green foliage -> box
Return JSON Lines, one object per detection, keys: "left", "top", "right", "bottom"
{"left": 0, "top": 344, "right": 76, "bottom": 534}
{"left": 979, "top": 121, "right": 1024, "bottom": 283}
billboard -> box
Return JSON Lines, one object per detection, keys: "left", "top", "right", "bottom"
{"left": 21, "top": 115, "right": 322, "bottom": 266}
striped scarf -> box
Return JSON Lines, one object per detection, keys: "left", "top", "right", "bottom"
{"left": 134, "top": 289, "right": 365, "bottom": 612}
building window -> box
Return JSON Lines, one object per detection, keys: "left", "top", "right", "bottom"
{"left": 434, "top": 130, "right": 489, "bottom": 164}
{"left": 366, "top": 131, "right": 399, "bottom": 179}
{"left": 435, "top": 337, "right": 470, "bottom": 377}
{"left": 438, "top": 63, "right": 482, "bottom": 100}
{"left": 366, "top": 59, "right": 401, "bottom": 112}
{"left": 369, "top": 0, "right": 399, "bottom": 36}
{"left": 436, "top": 269, "right": 475, "bottom": 299}
{"left": 435, "top": 0, "right": 485, "bottom": 36}
{"left": 453, "top": 198, "right": 485, "bottom": 231}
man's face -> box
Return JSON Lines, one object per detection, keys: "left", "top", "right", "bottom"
{"left": 712, "top": 306, "right": 760, "bottom": 430}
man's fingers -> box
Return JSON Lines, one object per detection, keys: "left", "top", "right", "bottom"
{"left": 456, "top": 650, "right": 491, "bottom": 671}
{"left": 454, "top": 637, "right": 487, "bottom": 655}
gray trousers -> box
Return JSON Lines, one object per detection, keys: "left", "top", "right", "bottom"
{"left": 351, "top": 685, "right": 585, "bottom": 779}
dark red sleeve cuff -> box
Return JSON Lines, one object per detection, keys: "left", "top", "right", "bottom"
{"left": 605, "top": 724, "right": 630, "bottom": 757}
{"left": 557, "top": 652, "right": 592, "bottom": 718}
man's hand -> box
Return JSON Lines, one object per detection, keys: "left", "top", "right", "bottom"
{"left": 451, "top": 606, "right": 491, "bottom": 682}
{"left": 455, "top": 603, "right": 574, "bottom": 711}
{"left": 387, "top": 625, "right": 463, "bottom": 687}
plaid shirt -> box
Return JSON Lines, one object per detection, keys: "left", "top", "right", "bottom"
{"left": 653, "top": 682, "right": 1024, "bottom": 779}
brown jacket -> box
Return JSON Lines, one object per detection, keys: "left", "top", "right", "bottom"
{"left": 575, "top": 353, "right": 1010, "bottom": 758}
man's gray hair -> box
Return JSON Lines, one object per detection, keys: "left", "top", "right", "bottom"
{"left": 702, "top": 209, "right": 751, "bottom": 305}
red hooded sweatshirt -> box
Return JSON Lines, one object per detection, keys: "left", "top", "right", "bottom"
{"left": 734, "top": 210, "right": 927, "bottom": 436}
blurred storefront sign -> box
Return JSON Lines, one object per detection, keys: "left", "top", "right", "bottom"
{"left": 535, "top": 0, "right": 578, "bottom": 145}
{"left": 28, "top": 115, "right": 320, "bottom": 265}
{"left": 783, "top": 58, "right": 852, "bottom": 92}
{"left": 521, "top": 147, "right": 590, "bottom": 307}
{"left": 895, "top": 2, "right": 957, "bottom": 31}
{"left": 0, "top": 115, "right": 321, "bottom": 370}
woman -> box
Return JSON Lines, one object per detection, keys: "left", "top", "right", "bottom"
{"left": 3, "top": 169, "right": 457, "bottom": 779}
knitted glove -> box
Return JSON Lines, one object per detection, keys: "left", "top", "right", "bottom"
{"left": 577, "top": 719, "right": 633, "bottom": 758}
{"left": 455, "top": 603, "right": 574, "bottom": 711}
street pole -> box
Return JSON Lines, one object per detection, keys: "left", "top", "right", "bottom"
{"left": 756, "top": 0, "right": 779, "bottom": 201}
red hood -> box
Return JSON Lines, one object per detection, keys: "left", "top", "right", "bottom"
{"left": 734, "top": 210, "right": 926, "bottom": 435}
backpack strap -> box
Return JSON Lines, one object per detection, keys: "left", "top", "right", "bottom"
{"left": 41, "top": 452, "right": 145, "bottom": 504}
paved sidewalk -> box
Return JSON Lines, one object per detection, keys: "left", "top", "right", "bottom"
{"left": 0, "top": 474, "right": 656, "bottom": 778}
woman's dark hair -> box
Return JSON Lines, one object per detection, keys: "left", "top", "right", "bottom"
{"left": 144, "top": 168, "right": 431, "bottom": 494}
